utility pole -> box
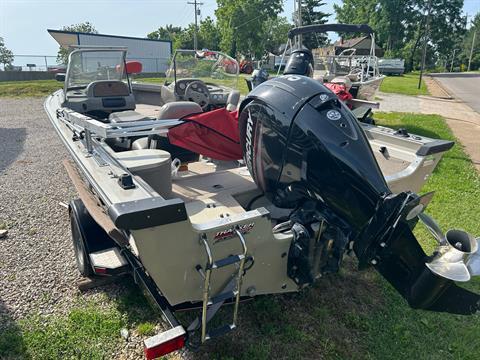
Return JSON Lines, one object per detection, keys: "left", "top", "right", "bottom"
{"left": 296, "top": 0, "right": 302, "bottom": 47}
{"left": 418, "top": 0, "right": 432, "bottom": 89}
{"left": 468, "top": 30, "right": 477, "bottom": 72}
{"left": 188, "top": 0, "right": 203, "bottom": 51}
{"left": 450, "top": 48, "right": 457, "bottom": 72}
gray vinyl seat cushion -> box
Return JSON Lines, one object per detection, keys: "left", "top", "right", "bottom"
{"left": 157, "top": 101, "right": 202, "bottom": 120}
{"left": 226, "top": 90, "right": 241, "bottom": 111}
{"left": 131, "top": 101, "right": 203, "bottom": 150}
{"left": 109, "top": 110, "right": 148, "bottom": 123}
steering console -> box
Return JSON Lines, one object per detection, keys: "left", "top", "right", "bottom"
{"left": 184, "top": 80, "right": 210, "bottom": 109}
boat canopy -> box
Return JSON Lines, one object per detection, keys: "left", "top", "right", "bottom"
{"left": 288, "top": 24, "right": 374, "bottom": 39}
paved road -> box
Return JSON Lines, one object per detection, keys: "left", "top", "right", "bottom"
{"left": 431, "top": 73, "right": 480, "bottom": 113}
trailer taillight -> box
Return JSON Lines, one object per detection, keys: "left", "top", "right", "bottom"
{"left": 94, "top": 267, "right": 107, "bottom": 274}
{"left": 144, "top": 326, "right": 186, "bottom": 359}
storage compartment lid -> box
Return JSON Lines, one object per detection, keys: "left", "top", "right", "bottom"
{"left": 115, "top": 149, "right": 171, "bottom": 172}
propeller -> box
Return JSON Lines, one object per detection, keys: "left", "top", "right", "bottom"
{"left": 418, "top": 211, "right": 479, "bottom": 282}
{"left": 418, "top": 212, "right": 446, "bottom": 245}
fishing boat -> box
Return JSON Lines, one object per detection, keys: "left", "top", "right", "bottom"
{"left": 44, "top": 45, "right": 480, "bottom": 359}
{"left": 281, "top": 24, "right": 385, "bottom": 101}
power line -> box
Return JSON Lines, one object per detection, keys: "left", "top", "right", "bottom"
{"left": 233, "top": 13, "right": 265, "bottom": 30}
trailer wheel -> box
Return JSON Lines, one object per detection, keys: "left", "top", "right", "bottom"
{"left": 69, "top": 200, "right": 93, "bottom": 277}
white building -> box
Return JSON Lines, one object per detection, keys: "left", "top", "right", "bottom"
{"left": 48, "top": 29, "right": 172, "bottom": 73}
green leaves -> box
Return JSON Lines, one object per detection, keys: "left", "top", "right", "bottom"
{"left": 215, "top": 0, "right": 284, "bottom": 57}
{"left": 147, "top": 18, "right": 221, "bottom": 51}
{"left": 0, "top": 36, "right": 14, "bottom": 69}
{"left": 333, "top": 0, "right": 468, "bottom": 71}
{"left": 297, "top": 0, "right": 331, "bottom": 50}
{"left": 56, "top": 22, "right": 98, "bottom": 65}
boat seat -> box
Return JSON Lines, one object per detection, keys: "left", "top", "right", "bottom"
{"left": 157, "top": 101, "right": 202, "bottom": 120}
{"left": 131, "top": 101, "right": 202, "bottom": 158}
{"left": 226, "top": 90, "right": 240, "bottom": 111}
{"left": 114, "top": 148, "right": 172, "bottom": 198}
{"left": 109, "top": 110, "right": 149, "bottom": 123}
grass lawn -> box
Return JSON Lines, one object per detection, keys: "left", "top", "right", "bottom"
{"left": 1, "top": 113, "right": 479, "bottom": 359}
{"left": 0, "top": 75, "right": 251, "bottom": 99}
{"left": 380, "top": 73, "right": 430, "bottom": 96}
{"left": 0, "top": 281, "right": 164, "bottom": 359}
{"left": 136, "top": 74, "right": 251, "bottom": 96}
{"left": 0, "top": 80, "right": 61, "bottom": 98}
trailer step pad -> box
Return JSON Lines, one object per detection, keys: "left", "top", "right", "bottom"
{"left": 212, "top": 254, "right": 244, "bottom": 269}
{"left": 206, "top": 324, "right": 236, "bottom": 340}
{"left": 208, "top": 290, "right": 238, "bottom": 306}
{"left": 89, "top": 247, "right": 127, "bottom": 269}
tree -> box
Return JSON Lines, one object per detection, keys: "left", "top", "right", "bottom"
{"left": 263, "top": 16, "right": 293, "bottom": 54}
{"left": 458, "top": 12, "right": 480, "bottom": 71}
{"left": 404, "top": 0, "right": 465, "bottom": 71}
{"left": 333, "top": 0, "right": 377, "bottom": 32}
{"left": 333, "top": 0, "right": 466, "bottom": 71}
{"left": 198, "top": 17, "right": 221, "bottom": 50}
{"left": 0, "top": 37, "right": 14, "bottom": 70}
{"left": 295, "top": 0, "right": 330, "bottom": 49}
{"left": 173, "top": 24, "right": 196, "bottom": 50}
{"left": 148, "top": 18, "right": 220, "bottom": 51}
{"left": 216, "top": 0, "right": 284, "bottom": 58}
{"left": 147, "top": 24, "right": 183, "bottom": 43}
{"left": 57, "top": 22, "right": 98, "bottom": 64}
{"left": 334, "top": 0, "right": 414, "bottom": 51}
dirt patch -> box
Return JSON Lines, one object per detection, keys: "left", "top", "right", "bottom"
{"left": 423, "top": 76, "right": 452, "bottom": 99}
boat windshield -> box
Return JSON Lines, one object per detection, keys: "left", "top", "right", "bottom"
{"left": 166, "top": 50, "right": 239, "bottom": 89}
{"left": 67, "top": 50, "right": 126, "bottom": 89}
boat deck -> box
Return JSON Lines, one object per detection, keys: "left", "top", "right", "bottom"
{"left": 135, "top": 103, "right": 162, "bottom": 117}
{"left": 373, "top": 152, "right": 410, "bottom": 176}
{"left": 172, "top": 164, "right": 256, "bottom": 225}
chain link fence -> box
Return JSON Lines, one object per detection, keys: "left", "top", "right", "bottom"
{"left": 1, "top": 55, "right": 171, "bottom": 81}
{"left": 3, "top": 55, "right": 170, "bottom": 73}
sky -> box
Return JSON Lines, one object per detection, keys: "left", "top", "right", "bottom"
{"left": 1, "top": 0, "right": 479, "bottom": 57}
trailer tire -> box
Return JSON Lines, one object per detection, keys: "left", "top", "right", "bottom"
{"left": 69, "top": 199, "right": 93, "bottom": 277}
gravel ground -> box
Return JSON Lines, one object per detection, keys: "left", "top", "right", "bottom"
{"left": 0, "top": 98, "right": 151, "bottom": 359}
{"left": 0, "top": 97, "right": 80, "bottom": 322}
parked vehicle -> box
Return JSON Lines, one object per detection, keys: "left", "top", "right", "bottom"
{"left": 379, "top": 58, "right": 405, "bottom": 75}
{"left": 47, "top": 64, "right": 67, "bottom": 73}
{"left": 45, "top": 45, "right": 480, "bottom": 359}
{"left": 239, "top": 59, "right": 254, "bottom": 74}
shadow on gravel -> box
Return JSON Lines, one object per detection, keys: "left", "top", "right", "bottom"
{"left": 0, "top": 127, "right": 27, "bottom": 174}
{"left": 0, "top": 298, "right": 28, "bottom": 359}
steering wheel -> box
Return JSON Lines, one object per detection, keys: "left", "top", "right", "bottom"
{"left": 184, "top": 80, "right": 210, "bottom": 109}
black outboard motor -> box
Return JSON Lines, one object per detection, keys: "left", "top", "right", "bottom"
{"left": 246, "top": 68, "right": 270, "bottom": 91}
{"left": 238, "top": 75, "right": 480, "bottom": 315}
{"left": 284, "top": 48, "right": 314, "bottom": 77}
{"left": 251, "top": 68, "right": 269, "bottom": 88}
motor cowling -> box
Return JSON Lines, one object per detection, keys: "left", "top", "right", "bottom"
{"left": 239, "top": 75, "right": 389, "bottom": 232}
{"left": 238, "top": 75, "right": 480, "bottom": 315}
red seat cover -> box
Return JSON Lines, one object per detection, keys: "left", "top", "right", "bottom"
{"left": 168, "top": 108, "right": 243, "bottom": 161}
